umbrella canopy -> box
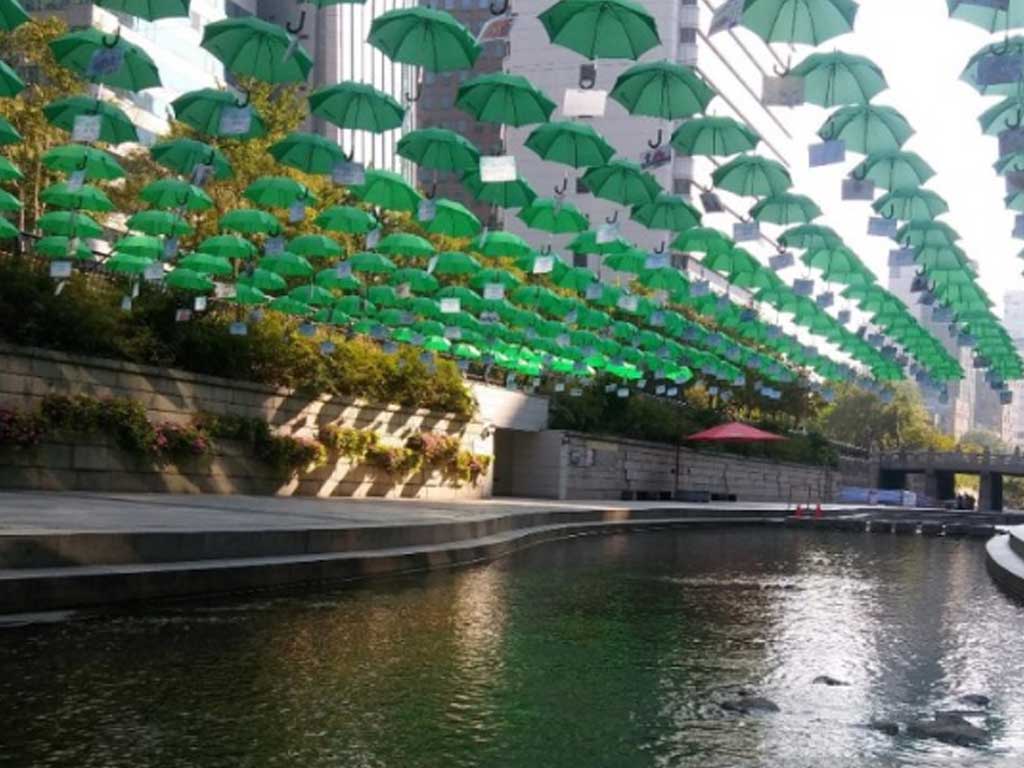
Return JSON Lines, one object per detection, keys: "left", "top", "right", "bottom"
{"left": 631, "top": 193, "right": 701, "bottom": 231}
{"left": 36, "top": 235, "right": 92, "bottom": 260}
{"left": 0, "top": 114, "right": 18, "bottom": 145}
{"left": 316, "top": 205, "right": 378, "bottom": 234}
{"left": 0, "top": 58, "right": 25, "bottom": 98}
{"left": 244, "top": 176, "right": 314, "bottom": 209}
{"left": 818, "top": 104, "right": 913, "bottom": 155}
{"left": 433, "top": 250, "right": 481, "bottom": 275}
{"left": 874, "top": 188, "right": 948, "bottom": 222}
{"left": 779, "top": 223, "right": 843, "bottom": 250}
{"left": 114, "top": 234, "right": 163, "bottom": 259}
{"left": 850, "top": 150, "right": 934, "bottom": 191}
{"left": 368, "top": 6, "right": 481, "bottom": 72}
{"left": 539, "top": 0, "right": 660, "bottom": 60}
{"left": 40, "top": 182, "right": 112, "bottom": 212}
{"left": 220, "top": 207, "right": 280, "bottom": 235}
{"left": 308, "top": 81, "right": 406, "bottom": 133}
{"left": 712, "top": 154, "right": 792, "bottom": 197}
{"left": 126, "top": 210, "right": 192, "bottom": 236}
{"left": 166, "top": 267, "right": 214, "bottom": 293}
{"left": 0, "top": 0, "right": 28, "bottom": 31}
{"left": 41, "top": 145, "right": 123, "bottom": 180}
{"left": 151, "top": 138, "right": 232, "bottom": 180}
{"left": 37, "top": 210, "right": 103, "bottom": 238}
{"left": 397, "top": 127, "right": 480, "bottom": 172}
{"left": 239, "top": 267, "right": 288, "bottom": 292}
{"left": 462, "top": 169, "right": 537, "bottom": 208}
{"left": 50, "top": 28, "right": 161, "bottom": 92}
{"left": 351, "top": 169, "right": 421, "bottom": 212}
{"left": 740, "top": 0, "right": 858, "bottom": 45}
{"left": 962, "top": 37, "right": 1024, "bottom": 96}
{"left": 179, "top": 252, "right": 233, "bottom": 276}
{"left": 201, "top": 17, "right": 313, "bottom": 85}
{"left": 751, "top": 193, "right": 822, "bottom": 225}
{"left": 949, "top": 0, "right": 1024, "bottom": 32}
{"left": 171, "top": 88, "right": 266, "bottom": 139}
{"left": 105, "top": 252, "right": 154, "bottom": 273}
{"left": 270, "top": 131, "right": 346, "bottom": 175}
{"left": 474, "top": 230, "right": 533, "bottom": 258}
{"left": 420, "top": 198, "right": 481, "bottom": 237}
{"left": 610, "top": 60, "right": 714, "bottom": 118}
{"left": 455, "top": 73, "right": 556, "bottom": 126}
{"left": 260, "top": 251, "right": 314, "bottom": 278}
{"left": 377, "top": 232, "right": 435, "bottom": 258}
{"left": 518, "top": 198, "right": 589, "bottom": 233}
{"left": 672, "top": 226, "right": 734, "bottom": 255}
{"left": 789, "top": 50, "right": 885, "bottom": 107}
{"left": 140, "top": 178, "right": 213, "bottom": 211}
{"left": 95, "top": 0, "right": 188, "bottom": 19}
{"left": 44, "top": 96, "right": 138, "bottom": 144}
{"left": 288, "top": 233, "right": 343, "bottom": 259}
{"left": 198, "top": 234, "right": 256, "bottom": 260}
{"left": 671, "top": 116, "right": 759, "bottom": 156}
{"left": 581, "top": 159, "right": 661, "bottom": 206}
{"left": 526, "top": 121, "right": 615, "bottom": 168}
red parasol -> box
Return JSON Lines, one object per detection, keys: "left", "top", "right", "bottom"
{"left": 686, "top": 422, "right": 786, "bottom": 442}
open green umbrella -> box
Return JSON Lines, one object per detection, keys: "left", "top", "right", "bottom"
{"left": 377, "top": 232, "right": 435, "bottom": 258}
{"left": 631, "top": 194, "right": 701, "bottom": 231}
{"left": 874, "top": 188, "right": 948, "bottom": 222}
{"left": 171, "top": 88, "right": 266, "bottom": 139}
{"left": 316, "top": 205, "right": 378, "bottom": 234}
{"left": 0, "top": 114, "right": 18, "bottom": 145}
{"left": 106, "top": 252, "right": 154, "bottom": 273}
{"left": 397, "top": 127, "right": 480, "bottom": 172}
{"left": 568, "top": 230, "right": 631, "bottom": 255}
{"left": 819, "top": 104, "right": 913, "bottom": 154}
{"left": 308, "top": 81, "right": 406, "bottom": 133}
{"left": 462, "top": 169, "right": 537, "bottom": 208}
{"left": 37, "top": 210, "right": 103, "bottom": 238}
{"left": 526, "top": 121, "right": 615, "bottom": 168}
{"left": 260, "top": 251, "right": 314, "bottom": 278}
{"left": 316, "top": 266, "right": 363, "bottom": 291}
{"left": 220, "top": 208, "right": 280, "bottom": 235}
{"left": 179, "top": 252, "right": 233, "bottom": 277}
{"left": 751, "top": 193, "right": 821, "bottom": 225}
{"left": 198, "top": 234, "right": 256, "bottom": 261}
{"left": 433, "top": 250, "right": 481, "bottom": 276}
{"left": 0, "top": 0, "right": 28, "bottom": 31}
{"left": 351, "top": 169, "right": 421, "bottom": 213}
{"left": 244, "top": 176, "right": 314, "bottom": 209}
{"left": 518, "top": 198, "right": 589, "bottom": 233}
{"left": 202, "top": 17, "right": 313, "bottom": 85}
{"left": 581, "top": 159, "right": 660, "bottom": 206}
{"left": 603, "top": 248, "right": 648, "bottom": 273}
{"left": 40, "top": 182, "right": 112, "bottom": 212}
{"left": 151, "top": 138, "right": 232, "bottom": 180}
{"left": 672, "top": 227, "right": 733, "bottom": 254}
{"left": 141, "top": 178, "right": 213, "bottom": 211}
{"left": 392, "top": 267, "right": 440, "bottom": 293}
{"left": 470, "top": 267, "right": 521, "bottom": 291}
{"left": 712, "top": 154, "right": 792, "bottom": 197}
{"left": 0, "top": 189, "right": 20, "bottom": 214}
{"left": 0, "top": 58, "right": 24, "bottom": 98}
{"left": 50, "top": 28, "right": 161, "bottom": 92}
{"left": 239, "top": 267, "right": 288, "bottom": 293}
{"left": 288, "top": 234, "right": 343, "bottom": 260}
{"left": 43, "top": 96, "right": 138, "bottom": 144}
{"left": 270, "top": 131, "right": 345, "bottom": 175}
{"left": 368, "top": 6, "right": 480, "bottom": 72}
{"left": 350, "top": 250, "right": 397, "bottom": 274}
{"left": 539, "top": 0, "right": 660, "bottom": 60}
{"left": 474, "top": 230, "right": 532, "bottom": 258}
{"left": 95, "top": 0, "right": 188, "bottom": 20}
{"left": 420, "top": 198, "right": 481, "bottom": 237}
{"left": 980, "top": 93, "right": 1024, "bottom": 135}
{"left": 126, "top": 210, "right": 192, "bottom": 237}
{"left": 269, "top": 296, "right": 315, "bottom": 317}
{"left": 950, "top": 0, "right": 1024, "bottom": 32}
{"left": 850, "top": 150, "right": 934, "bottom": 191}
{"left": 962, "top": 37, "right": 1024, "bottom": 96}
{"left": 741, "top": 0, "right": 858, "bottom": 45}
{"left": 289, "top": 284, "right": 336, "bottom": 307}
{"left": 896, "top": 221, "right": 960, "bottom": 249}
{"left": 230, "top": 284, "right": 271, "bottom": 306}
{"left": 112, "top": 234, "right": 161, "bottom": 259}
{"left": 36, "top": 235, "right": 92, "bottom": 261}
{"left": 611, "top": 60, "right": 714, "bottom": 118}
{"left": 637, "top": 266, "right": 688, "bottom": 293}
{"left": 455, "top": 73, "right": 556, "bottom": 127}
{"left": 778, "top": 223, "right": 842, "bottom": 249}
{"left": 789, "top": 50, "right": 885, "bottom": 107}
{"left": 0, "top": 156, "right": 22, "bottom": 182}
{"left": 166, "top": 267, "right": 214, "bottom": 293}
{"left": 671, "top": 116, "right": 759, "bottom": 156}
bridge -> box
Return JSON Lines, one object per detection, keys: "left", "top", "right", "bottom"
{"left": 877, "top": 449, "right": 1024, "bottom": 511}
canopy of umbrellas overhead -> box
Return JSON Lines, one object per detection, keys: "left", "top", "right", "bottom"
{"left": 0, "top": 0, "right": 1019, "bottom": 400}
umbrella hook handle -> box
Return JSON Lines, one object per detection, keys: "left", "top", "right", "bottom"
{"left": 653, "top": 241, "right": 666, "bottom": 254}
{"left": 405, "top": 80, "right": 423, "bottom": 103}
{"left": 647, "top": 129, "right": 663, "bottom": 149}
{"left": 425, "top": 181, "right": 437, "bottom": 199}
{"left": 102, "top": 27, "right": 121, "bottom": 48}
{"left": 578, "top": 64, "right": 597, "bottom": 91}
{"left": 204, "top": 149, "right": 216, "bottom": 166}
{"left": 176, "top": 192, "right": 190, "bottom": 207}
{"left": 286, "top": 10, "right": 306, "bottom": 35}
{"left": 235, "top": 89, "right": 251, "bottom": 108}
{"left": 605, "top": 210, "right": 618, "bottom": 225}
{"left": 541, "top": 244, "right": 552, "bottom": 256}
{"left": 76, "top": 156, "right": 88, "bottom": 171}
{"left": 490, "top": 0, "right": 509, "bottom": 14}
{"left": 851, "top": 165, "right": 867, "bottom": 181}
{"left": 554, "top": 177, "right": 568, "bottom": 196}
{"left": 771, "top": 55, "right": 793, "bottom": 78}
{"left": 881, "top": 204, "right": 896, "bottom": 220}
{"left": 1009, "top": 110, "right": 1024, "bottom": 130}
{"left": 343, "top": 148, "right": 355, "bottom": 162}
{"left": 994, "top": 36, "right": 1012, "bottom": 56}
{"left": 820, "top": 121, "right": 838, "bottom": 142}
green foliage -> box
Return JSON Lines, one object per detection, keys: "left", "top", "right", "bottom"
{"left": 957, "top": 429, "right": 1007, "bottom": 454}
{"left": 815, "top": 382, "right": 954, "bottom": 451}
{"left": 366, "top": 443, "right": 422, "bottom": 477}
{"left": 195, "top": 412, "right": 327, "bottom": 475}
{"left": 318, "top": 424, "right": 381, "bottom": 462}
{"left": 40, "top": 394, "right": 157, "bottom": 455}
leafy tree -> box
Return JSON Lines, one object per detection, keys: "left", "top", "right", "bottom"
{"left": 957, "top": 429, "right": 1007, "bottom": 454}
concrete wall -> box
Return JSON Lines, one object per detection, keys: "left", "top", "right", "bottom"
{"left": 0, "top": 344, "right": 501, "bottom": 499}
{"left": 492, "top": 429, "right": 565, "bottom": 499}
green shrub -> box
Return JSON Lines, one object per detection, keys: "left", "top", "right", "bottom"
{"left": 318, "top": 424, "right": 381, "bottom": 462}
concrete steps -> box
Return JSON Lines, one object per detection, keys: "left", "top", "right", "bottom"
{"left": 987, "top": 526, "right": 1024, "bottom": 602}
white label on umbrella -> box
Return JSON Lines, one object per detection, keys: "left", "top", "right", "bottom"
{"left": 1014, "top": 214, "right": 1024, "bottom": 239}
{"left": 87, "top": 46, "right": 124, "bottom": 77}
{"left": 395, "top": 282, "right": 412, "bottom": 299}
{"left": 553, "top": 381, "right": 565, "bottom": 393}
{"left": 480, "top": 155, "right": 516, "bottom": 183}
{"left": 710, "top": 0, "right": 744, "bottom": 35}
{"left": 298, "top": 322, "right": 316, "bottom": 337}
{"left": 667, "top": 386, "right": 679, "bottom": 396}
{"left": 793, "top": 278, "right": 815, "bottom": 296}
{"left": 440, "top": 297, "right": 460, "bottom": 314}
{"left": 563, "top": 88, "right": 607, "bottom": 118}
{"left": 417, "top": 199, "right": 436, "bottom": 221}
{"left": 67, "top": 237, "right": 81, "bottom": 256}
{"left": 888, "top": 248, "right": 916, "bottom": 267}
{"left": 837, "top": 309, "right": 852, "bottom": 324}
{"left": 708, "top": 385, "right": 720, "bottom": 396}
{"left": 809, "top": 140, "right": 846, "bottom": 167}
{"left": 230, "top": 321, "right": 248, "bottom": 336}
{"left": 641, "top": 146, "right": 672, "bottom": 170}
{"left": 762, "top": 76, "right": 805, "bottom": 107}
{"left": 365, "top": 228, "right": 382, "bottom": 249}
{"left": 335, "top": 261, "right": 353, "bottom": 278}
{"left": 163, "top": 237, "right": 179, "bottom": 259}
{"left": 288, "top": 200, "right": 306, "bottom": 223}
{"left": 444, "top": 325, "right": 462, "bottom": 339}
{"left": 72, "top": 114, "right": 102, "bottom": 143}
{"left": 842, "top": 178, "right": 876, "bottom": 201}
{"left": 175, "top": 309, "right": 192, "bottom": 322}
{"left": 249, "top": 309, "right": 264, "bottom": 322}
{"left": 700, "top": 191, "right": 724, "bottom": 213}
{"left": 977, "top": 53, "right": 1024, "bottom": 86}
{"left": 596, "top": 223, "right": 619, "bottom": 243}
{"left": 218, "top": 106, "right": 252, "bottom": 136}
{"left": 691, "top": 279, "right": 710, "bottom": 296}
{"left": 265, "top": 236, "right": 284, "bottom": 255}
{"left": 816, "top": 292, "right": 834, "bottom": 309}
{"left": 192, "top": 164, "right": 213, "bottom": 187}
{"left": 733, "top": 221, "right": 760, "bottom": 242}
{"left": 769, "top": 251, "right": 794, "bottom": 270}
{"left": 144, "top": 263, "right": 163, "bottom": 281}
{"left": 420, "top": 352, "right": 433, "bottom": 365}
{"left": 617, "top": 295, "right": 638, "bottom": 312}
{"left": 426, "top": 255, "right": 438, "bottom": 274}
{"left": 604, "top": 383, "right": 617, "bottom": 393}
{"left": 320, "top": 340, "right": 336, "bottom": 355}
{"left": 533, "top": 255, "right": 555, "bottom": 274}
{"left": 193, "top": 296, "right": 207, "bottom": 312}
{"left": 478, "top": 13, "right": 516, "bottom": 42}
{"left": 585, "top": 283, "right": 603, "bottom": 300}
{"left": 650, "top": 311, "right": 665, "bottom": 327}
{"left": 67, "top": 170, "right": 86, "bottom": 191}
{"left": 214, "top": 282, "right": 235, "bottom": 299}
{"left": 49, "top": 261, "right": 72, "bottom": 279}
{"left": 644, "top": 254, "right": 669, "bottom": 269}
{"left": 332, "top": 160, "right": 365, "bottom": 186}
{"left": 382, "top": 341, "right": 398, "bottom": 354}
{"left": 570, "top": 387, "right": 583, "bottom": 397}
{"left": 130, "top": 281, "right": 141, "bottom": 299}
{"left": 483, "top": 283, "right": 505, "bottom": 301}
{"left": 868, "top": 216, "right": 898, "bottom": 237}
{"left": 120, "top": 296, "right": 132, "bottom": 312}
{"left": 616, "top": 388, "right": 629, "bottom": 398}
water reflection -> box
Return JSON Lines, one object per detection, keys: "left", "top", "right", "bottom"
{"left": 1, "top": 530, "right": 1022, "bottom": 768}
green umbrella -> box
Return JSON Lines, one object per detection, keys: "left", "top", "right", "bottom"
{"left": 220, "top": 208, "right": 280, "bottom": 235}
{"left": 518, "top": 198, "right": 589, "bottom": 233}
{"left": 166, "top": 267, "right": 214, "bottom": 293}
{"left": 289, "top": 284, "right": 336, "bottom": 307}
{"left": 473, "top": 230, "right": 533, "bottom": 258}
{"left": 0, "top": 58, "right": 25, "bottom": 98}
{"left": 377, "top": 232, "right": 435, "bottom": 258}
{"left": 95, "top": 0, "right": 188, "bottom": 20}
{"left": 351, "top": 169, "right": 421, "bottom": 213}
{"left": 350, "top": 250, "right": 397, "bottom": 274}
{"left": 818, "top": 104, "right": 913, "bottom": 154}
{"left": 397, "top": 127, "right": 480, "bottom": 172}
{"left": 603, "top": 248, "right": 648, "bottom": 273}
{"left": 43, "top": 96, "right": 138, "bottom": 144}
{"left": 50, "top": 28, "right": 161, "bottom": 92}
{"left": 316, "top": 266, "right": 363, "bottom": 291}
{"left": 800, "top": 245, "right": 861, "bottom": 273}
{"left": 462, "top": 169, "right": 537, "bottom": 208}
{"left": 455, "top": 72, "right": 556, "bottom": 127}
{"left": 230, "top": 284, "right": 271, "bottom": 306}
{"left": 581, "top": 159, "right": 660, "bottom": 206}
{"left": 789, "top": 50, "right": 885, "bottom": 107}
{"left": 179, "top": 252, "right": 233, "bottom": 277}
{"left": 197, "top": 234, "right": 256, "bottom": 261}
{"left": 140, "top": 178, "right": 213, "bottom": 211}
{"left": 980, "top": 94, "right": 1024, "bottom": 135}
{"left": 269, "top": 296, "right": 315, "bottom": 317}
{"left": 171, "top": 88, "right": 267, "bottom": 139}
{"left": 244, "top": 176, "right": 314, "bottom": 209}
{"left": 962, "top": 37, "right": 1024, "bottom": 95}
{"left": 896, "top": 221, "right": 960, "bottom": 249}
{"left": 671, "top": 116, "right": 759, "bottom": 156}
{"left": 751, "top": 193, "right": 821, "bottom": 225}
{"left": 114, "top": 234, "right": 163, "bottom": 259}
{"left": 740, "top": 0, "right": 858, "bottom": 45}
{"left": 37, "top": 210, "right": 103, "bottom": 238}
{"left": 526, "top": 121, "right": 615, "bottom": 168}
{"left": 201, "top": 17, "right": 313, "bottom": 85}
{"left": 239, "top": 267, "right": 288, "bottom": 292}
{"left": 631, "top": 193, "right": 701, "bottom": 231}
{"left": 40, "top": 182, "right": 111, "bottom": 212}
{"left": 438, "top": 285, "right": 484, "bottom": 312}
{"left": 554, "top": 265, "right": 597, "bottom": 292}
{"left": 150, "top": 138, "right": 231, "bottom": 180}
{"left": 392, "top": 267, "right": 440, "bottom": 293}
{"left": 874, "top": 188, "right": 948, "bottom": 222}
{"left": 420, "top": 198, "right": 481, "bottom": 237}
{"left": 469, "top": 267, "right": 521, "bottom": 291}
{"left": 567, "top": 230, "right": 631, "bottom": 255}
{"left": 0, "top": 189, "right": 18, "bottom": 214}
{"left": 850, "top": 150, "right": 934, "bottom": 191}
{"left": 712, "top": 154, "right": 792, "bottom": 197}
{"left": 0, "top": 0, "right": 28, "bottom": 31}
{"left": 269, "top": 131, "right": 345, "bottom": 175}
{"left": 995, "top": 151, "right": 1024, "bottom": 178}
{"left": 315, "top": 204, "right": 378, "bottom": 234}
{"left": 288, "top": 234, "right": 343, "bottom": 259}
{"left": 308, "top": 81, "right": 406, "bottom": 133}
{"left": 106, "top": 252, "right": 154, "bottom": 273}
{"left": 433, "top": 251, "right": 481, "bottom": 276}
{"left": 637, "top": 267, "right": 688, "bottom": 293}
{"left": 778, "top": 223, "right": 842, "bottom": 250}
{"left": 702, "top": 247, "right": 760, "bottom": 276}
{"left": 0, "top": 156, "right": 22, "bottom": 182}
{"left": 260, "top": 251, "right": 314, "bottom": 278}
{"left": 610, "top": 60, "right": 714, "bottom": 118}
{"left": 37, "top": 235, "right": 93, "bottom": 261}
{"left": 671, "top": 226, "right": 734, "bottom": 254}
{"left": 126, "top": 210, "right": 192, "bottom": 237}
{"left": 539, "top": 0, "right": 660, "bottom": 60}
{"left": 368, "top": 6, "right": 481, "bottom": 72}
{"left": 0, "top": 114, "right": 18, "bottom": 145}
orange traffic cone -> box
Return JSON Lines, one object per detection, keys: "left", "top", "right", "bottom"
{"left": 814, "top": 503, "right": 824, "bottom": 519}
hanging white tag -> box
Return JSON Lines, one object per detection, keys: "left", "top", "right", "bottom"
{"left": 700, "top": 191, "right": 724, "bottom": 213}
{"left": 163, "top": 236, "right": 179, "bottom": 259}
{"left": 288, "top": 200, "right": 306, "bottom": 223}
{"left": 418, "top": 199, "right": 436, "bottom": 221}
{"left": 175, "top": 308, "right": 193, "bottom": 322}
{"left": 67, "top": 169, "right": 86, "bottom": 191}
{"left": 444, "top": 325, "right": 462, "bottom": 339}
{"left": 842, "top": 178, "right": 876, "bottom": 201}
{"left": 792, "top": 279, "right": 814, "bottom": 296}
{"left": 192, "top": 163, "right": 213, "bottom": 187}
{"left": 131, "top": 281, "right": 140, "bottom": 298}
{"left": 816, "top": 292, "right": 834, "bottom": 309}
{"left": 332, "top": 160, "right": 366, "bottom": 186}
{"left": 230, "top": 321, "right": 248, "bottom": 336}
{"left": 888, "top": 248, "right": 916, "bottom": 267}
{"left": 868, "top": 217, "right": 898, "bottom": 237}
{"left": 977, "top": 53, "right": 1024, "bottom": 86}
{"left": 553, "top": 381, "right": 565, "bottom": 393}
{"left": 320, "top": 340, "right": 336, "bottom": 355}
{"left": 769, "top": 251, "right": 794, "bottom": 270}
{"left": 762, "top": 76, "right": 805, "bottom": 107}
{"left": 218, "top": 106, "right": 253, "bottom": 136}
{"left": 336, "top": 261, "right": 354, "bottom": 279}
{"left": 213, "top": 282, "right": 235, "bottom": 299}
{"left": 617, "top": 294, "right": 638, "bottom": 312}
{"left": 596, "top": 223, "right": 619, "bottom": 243}
{"left": 667, "top": 386, "right": 679, "bottom": 397}
{"left": 193, "top": 296, "right": 207, "bottom": 312}
{"left": 365, "top": 228, "right": 382, "bottom": 249}
{"left": 143, "top": 263, "right": 163, "bottom": 281}
{"left": 644, "top": 253, "right": 669, "bottom": 269}
{"left": 395, "top": 282, "right": 412, "bottom": 299}
{"left": 440, "top": 297, "right": 461, "bottom": 314}
{"left": 120, "top": 296, "right": 132, "bottom": 312}
{"left": 298, "top": 322, "right": 316, "bottom": 337}
{"left": 264, "top": 236, "right": 285, "bottom": 255}
{"left": 480, "top": 155, "right": 517, "bottom": 182}
{"left": 49, "top": 260, "right": 72, "bottom": 279}
{"left": 585, "top": 283, "right": 603, "bottom": 300}
{"left": 809, "top": 140, "right": 846, "bottom": 167}
{"left": 691, "top": 280, "right": 710, "bottom": 297}
{"left": 72, "top": 114, "right": 102, "bottom": 143}
{"left": 87, "top": 46, "right": 124, "bottom": 77}
{"left": 733, "top": 221, "right": 760, "bottom": 242}
{"left": 483, "top": 283, "right": 505, "bottom": 301}
{"left": 563, "top": 88, "right": 607, "bottom": 118}
{"left": 533, "top": 255, "right": 555, "bottom": 274}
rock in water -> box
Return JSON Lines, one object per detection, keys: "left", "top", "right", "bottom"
{"left": 958, "top": 694, "right": 991, "bottom": 708}
{"left": 868, "top": 720, "right": 900, "bottom": 736}
{"left": 813, "top": 675, "right": 849, "bottom": 687}
{"left": 906, "top": 717, "right": 990, "bottom": 747}
{"left": 720, "top": 696, "right": 780, "bottom": 714}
